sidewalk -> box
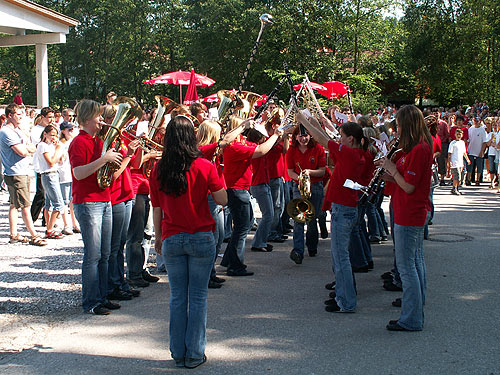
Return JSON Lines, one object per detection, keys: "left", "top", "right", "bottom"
{"left": 0, "top": 185, "right": 499, "bottom": 374}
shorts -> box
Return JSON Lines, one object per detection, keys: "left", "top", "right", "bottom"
{"left": 4, "top": 175, "right": 31, "bottom": 209}
{"left": 488, "top": 155, "right": 497, "bottom": 174}
{"left": 451, "top": 167, "right": 463, "bottom": 182}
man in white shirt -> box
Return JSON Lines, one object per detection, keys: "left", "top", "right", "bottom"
{"left": 0, "top": 104, "right": 45, "bottom": 245}
{"left": 466, "top": 117, "right": 487, "bottom": 185}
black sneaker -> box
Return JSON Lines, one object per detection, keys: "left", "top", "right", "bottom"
{"left": 324, "top": 298, "right": 337, "bottom": 305}
{"left": 102, "top": 301, "right": 121, "bottom": 310}
{"left": 383, "top": 281, "right": 403, "bottom": 291}
{"left": 329, "top": 291, "right": 336, "bottom": 298}
{"left": 325, "top": 281, "right": 336, "bottom": 290}
{"left": 212, "top": 276, "right": 226, "bottom": 283}
{"left": 127, "top": 288, "right": 141, "bottom": 297}
{"left": 128, "top": 278, "right": 150, "bottom": 288}
{"left": 381, "top": 271, "right": 393, "bottom": 280}
{"left": 208, "top": 280, "right": 222, "bottom": 289}
{"left": 88, "top": 305, "right": 110, "bottom": 315}
{"left": 392, "top": 298, "right": 402, "bottom": 307}
{"left": 142, "top": 270, "right": 159, "bottom": 283}
{"left": 227, "top": 269, "right": 254, "bottom": 277}
{"left": 289, "top": 249, "right": 302, "bottom": 264}
{"left": 108, "top": 288, "right": 132, "bottom": 301}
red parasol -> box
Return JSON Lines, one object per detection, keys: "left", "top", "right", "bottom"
{"left": 183, "top": 69, "right": 199, "bottom": 105}
{"left": 144, "top": 69, "right": 216, "bottom": 102}
{"left": 320, "top": 81, "right": 348, "bottom": 99}
{"left": 201, "top": 93, "right": 219, "bottom": 103}
{"left": 293, "top": 82, "right": 327, "bottom": 92}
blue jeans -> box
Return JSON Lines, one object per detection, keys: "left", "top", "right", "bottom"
{"left": 292, "top": 181, "right": 323, "bottom": 257}
{"left": 74, "top": 201, "right": 112, "bottom": 312}
{"left": 59, "top": 182, "right": 72, "bottom": 208}
{"left": 126, "top": 194, "right": 150, "bottom": 280}
{"left": 41, "top": 172, "right": 64, "bottom": 212}
{"left": 208, "top": 195, "right": 224, "bottom": 280}
{"left": 330, "top": 203, "right": 357, "bottom": 311}
{"left": 349, "top": 202, "right": 372, "bottom": 268}
{"left": 250, "top": 183, "right": 273, "bottom": 248}
{"left": 467, "top": 155, "right": 484, "bottom": 176}
{"left": 164, "top": 232, "right": 215, "bottom": 361}
{"left": 221, "top": 189, "right": 251, "bottom": 272}
{"left": 366, "top": 201, "right": 382, "bottom": 240}
{"left": 394, "top": 224, "right": 426, "bottom": 330}
{"left": 281, "top": 180, "right": 293, "bottom": 229}
{"left": 109, "top": 200, "right": 132, "bottom": 294}
{"left": 268, "top": 177, "right": 285, "bottom": 240}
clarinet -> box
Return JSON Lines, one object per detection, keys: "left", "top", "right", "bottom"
{"left": 347, "top": 85, "right": 354, "bottom": 114}
{"left": 358, "top": 140, "right": 400, "bottom": 205}
{"left": 253, "top": 78, "right": 285, "bottom": 121}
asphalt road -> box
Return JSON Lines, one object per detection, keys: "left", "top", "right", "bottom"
{"left": 0, "top": 185, "right": 499, "bottom": 375}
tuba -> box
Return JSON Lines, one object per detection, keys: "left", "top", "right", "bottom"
{"left": 287, "top": 163, "right": 316, "bottom": 223}
{"left": 97, "top": 96, "right": 143, "bottom": 189}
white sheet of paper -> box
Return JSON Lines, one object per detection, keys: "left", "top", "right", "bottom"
{"left": 335, "top": 111, "right": 348, "bottom": 124}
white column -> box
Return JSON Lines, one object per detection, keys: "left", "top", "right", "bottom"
{"left": 35, "top": 44, "right": 49, "bottom": 108}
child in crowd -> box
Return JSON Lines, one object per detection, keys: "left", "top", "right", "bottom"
{"left": 33, "top": 125, "right": 66, "bottom": 238}
{"left": 448, "top": 128, "right": 471, "bottom": 195}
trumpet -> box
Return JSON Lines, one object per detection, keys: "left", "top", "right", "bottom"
{"left": 99, "top": 122, "right": 164, "bottom": 154}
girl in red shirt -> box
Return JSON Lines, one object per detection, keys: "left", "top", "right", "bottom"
{"left": 286, "top": 125, "right": 326, "bottom": 263}
{"left": 378, "top": 105, "right": 432, "bottom": 331}
{"left": 70, "top": 99, "right": 123, "bottom": 315}
{"left": 296, "top": 112, "right": 367, "bottom": 313}
{"left": 151, "top": 116, "right": 226, "bottom": 368}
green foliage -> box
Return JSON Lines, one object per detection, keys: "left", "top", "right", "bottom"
{"left": 1, "top": 0, "right": 499, "bottom": 109}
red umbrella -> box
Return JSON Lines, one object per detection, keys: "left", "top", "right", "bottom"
{"left": 201, "top": 93, "right": 219, "bottom": 103}
{"left": 144, "top": 69, "right": 216, "bottom": 102}
{"left": 320, "top": 81, "right": 348, "bottom": 99}
{"left": 293, "top": 82, "right": 327, "bottom": 92}
{"left": 183, "top": 69, "right": 199, "bottom": 105}
{"left": 256, "top": 94, "right": 267, "bottom": 107}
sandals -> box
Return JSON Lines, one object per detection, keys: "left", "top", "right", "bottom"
{"left": 72, "top": 227, "right": 81, "bottom": 234}
{"left": 45, "top": 231, "right": 64, "bottom": 239}
{"left": 29, "top": 235, "right": 47, "bottom": 246}
{"left": 62, "top": 227, "right": 74, "bottom": 235}
{"left": 9, "top": 234, "right": 30, "bottom": 244}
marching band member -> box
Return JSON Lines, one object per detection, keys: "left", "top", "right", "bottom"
{"left": 377, "top": 105, "right": 432, "bottom": 331}
{"left": 151, "top": 115, "right": 227, "bottom": 368}
{"left": 296, "top": 112, "right": 367, "bottom": 313}
{"left": 221, "top": 117, "right": 282, "bottom": 276}
{"left": 101, "top": 105, "right": 142, "bottom": 301}
{"left": 287, "top": 125, "right": 326, "bottom": 264}
{"left": 69, "top": 99, "right": 123, "bottom": 315}
{"left": 197, "top": 119, "right": 253, "bottom": 287}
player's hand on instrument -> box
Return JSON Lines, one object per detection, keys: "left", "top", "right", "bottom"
{"left": 104, "top": 149, "right": 123, "bottom": 166}
{"left": 126, "top": 139, "right": 141, "bottom": 157}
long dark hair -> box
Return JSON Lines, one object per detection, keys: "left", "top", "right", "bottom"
{"left": 396, "top": 105, "right": 433, "bottom": 153}
{"left": 157, "top": 116, "right": 201, "bottom": 196}
{"left": 340, "top": 121, "right": 369, "bottom": 151}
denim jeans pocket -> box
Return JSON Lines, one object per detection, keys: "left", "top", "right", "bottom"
{"left": 190, "top": 232, "right": 216, "bottom": 259}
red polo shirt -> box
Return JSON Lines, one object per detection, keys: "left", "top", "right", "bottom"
{"left": 392, "top": 142, "right": 432, "bottom": 226}
{"left": 222, "top": 141, "right": 257, "bottom": 190}
{"left": 265, "top": 142, "right": 285, "bottom": 179}
{"left": 69, "top": 130, "right": 111, "bottom": 203}
{"left": 110, "top": 143, "right": 134, "bottom": 205}
{"left": 149, "top": 157, "right": 223, "bottom": 240}
{"left": 326, "top": 140, "right": 365, "bottom": 208}
{"left": 285, "top": 144, "right": 326, "bottom": 183}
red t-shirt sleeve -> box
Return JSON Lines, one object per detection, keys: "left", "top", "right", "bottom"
{"left": 207, "top": 161, "right": 224, "bottom": 192}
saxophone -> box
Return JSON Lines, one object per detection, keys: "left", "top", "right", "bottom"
{"left": 97, "top": 97, "right": 142, "bottom": 189}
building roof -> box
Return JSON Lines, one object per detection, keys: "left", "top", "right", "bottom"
{"left": 3, "top": 0, "right": 79, "bottom": 27}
